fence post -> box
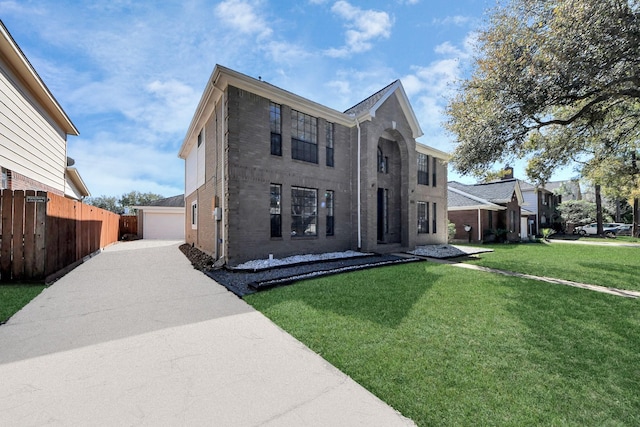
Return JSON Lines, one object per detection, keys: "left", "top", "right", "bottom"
{"left": 0, "top": 190, "right": 12, "bottom": 281}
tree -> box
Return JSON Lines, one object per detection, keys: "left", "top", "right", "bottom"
{"left": 85, "top": 191, "right": 164, "bottom": 214}
{"left": 446, "top": 0, "right": 640, "bottom": 233}
{"left": 85, "top": 195, "right": 120, "bottom": 213}
{"left": 119, "top": 191, "right": 163, "bottom": 213}
{"left": 556, "top": 200, "right": 597, "bottom": 226}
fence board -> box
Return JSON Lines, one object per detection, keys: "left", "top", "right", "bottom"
{"left": 34, "top": 191, "right": 46, "bottom": 279}
{"left": 23, "top": 190, "right": 36, "bottom": 278}
{"left": 1, "top": 190, "right": 12, "bottom": 279}
{"left": 11, "top": 191, "right": 25, "bottom": 280}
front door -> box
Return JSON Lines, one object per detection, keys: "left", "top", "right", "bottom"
{"left": 377, "top": 188, "right": 387, "bottom": 242}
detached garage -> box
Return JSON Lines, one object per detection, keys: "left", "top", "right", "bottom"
{"left": 136, "top": 195, "right": 185, "bottom": 240}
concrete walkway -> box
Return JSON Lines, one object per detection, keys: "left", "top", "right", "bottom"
{"left": 0, "top": 240, "right": 414, "bottom": 426}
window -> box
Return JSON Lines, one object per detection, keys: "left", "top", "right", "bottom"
{"left": 270, "top": 184, "right": 282, "bottom": 237}
{"left": 291, "top": 186, "right": 317, "bottom": 237}
{"left": 326, "top": 122, "right": 334, "bottom": 167}
{"left": 488, "top": 210, "right": 493, "bottom": 229}
{"left": 270, "top": 102, "right": 282, "bottom": 156}
{"left": 418, "top": 201, "right": 429, "bottom": 233}
{"left": 432, "top": 202, "right": 437, "bottom": 234}
{"left": 1, "top": 167, "right": 7, "bottom": 189}
{"left": 417, "top": 153, "right": 429, "bottom": 185}
{"left": 378, "top": 147, "right": 388, "bottom": 173}
{"left": 191, "top": 200, "right": 197, "bottom": 229}
{"left": 326, "top": 190, "right": 334, "bottom": 236}
{"left": 432, "top": 156, "right": 437, "bottom": 187}
{"left": 291, "top": 110, "right": 317, "bottom": 163}
{"left": 197, "top": 129, "right": 203, "bottom": 147}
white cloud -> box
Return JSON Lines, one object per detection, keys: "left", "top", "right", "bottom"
{"left": 432, "top": 15, "right": 473, "bottom": 26}
{"left": 401, "top": 35, "right": 476, "bottom": 153}
{"left": 325, "top": 1, "right": 393, "bottom": 57}
{"left": 214, "top": 0, "right": 272, "bottom": 38}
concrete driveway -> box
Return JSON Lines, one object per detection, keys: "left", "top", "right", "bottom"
{"left": 0, "top": 240, "right": 414, "bottom": 426}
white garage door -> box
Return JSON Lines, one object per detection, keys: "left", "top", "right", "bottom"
{"left": 143, "top": 211, "right": 185, "bottom": 240}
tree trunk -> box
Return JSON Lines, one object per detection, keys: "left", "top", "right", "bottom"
{"left": 634, "top": 197, "right": 639, "bottom": 237}
{"left": 595, "top": 184, "right": 603, "bottom": 235}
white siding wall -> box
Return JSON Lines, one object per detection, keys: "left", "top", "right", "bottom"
{"left": 0, "top": 56, "right": 67, "bottom": 192}
{"left": 197, "top": 132, "right": 205, "bottom": 187}
{"left": 183, "top": 131, "right": 206, "bottom": 197}
{"left": 185, "top": 146, "right": 198, "bottom": 196}
{"left": 521, "top": 190, "right": 538, "bottom": 215}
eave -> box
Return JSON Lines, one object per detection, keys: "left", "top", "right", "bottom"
{"left": 0, "top": 21, "right": 79, "bottom": 136}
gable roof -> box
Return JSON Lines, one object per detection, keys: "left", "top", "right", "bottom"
{"left": 345, "top": 79, "right": 423, "bottom": 140}
{"left": 449, "top": 179, "right": 524, "bottom": 206}
{"left": 148, "top": 194, "right": 185, "bottom": 208}
{"left": 448, "top": 186, "right": 505, "bottom": 211}
{"left": 0, "top": 20, "right": 78, "bottom": 136}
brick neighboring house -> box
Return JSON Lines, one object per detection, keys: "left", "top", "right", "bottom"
{"left": 448, "top": 178, "right": 524, "bottom": 242}
{"left": 520, "top": 179, "right": 582, "bottom": 235}
{"left": 0, "top": 20, "right": 89, "bottom": 200}
{"left": 178, "top": 65, "right": 449, "bottom": 266}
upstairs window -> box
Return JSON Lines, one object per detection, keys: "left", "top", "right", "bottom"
{"left": 378, "top": 147, "right": 388, "bottom": 173}
{"left": 270, "top": 102, "right": 282, "bottom": 156}
{"left": 417, "top": 153, "right": 429, "bottom": 185}
{"left": 326, "top": 122, "right": 334, "bottom": 167}
{"left": 432, "top": 156, "right": 437, "bottom": 187}
{"left": 291, "top": 110, "right": 318, "bottom": 163}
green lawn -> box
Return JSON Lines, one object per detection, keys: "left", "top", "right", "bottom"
{"left": 245, "top": 261, "right": 640, "bottom": 426}
{"left": 462, "top": 242, "right": 640, "bottom": 291}
{"left": 0, "top": 284, "right": 46, "bottom": 323}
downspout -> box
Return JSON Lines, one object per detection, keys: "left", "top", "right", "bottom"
{"left": 220, "top": 88, "right": 226, "bottom": 259}
{"left": 478, "top": 208, "right": 481, "bottom": 241}
{"left": 356, "top": 117, "right": 362, "bottom": 250}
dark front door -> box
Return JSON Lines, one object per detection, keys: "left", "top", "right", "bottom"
{"left": 377, "top": 188, "right": 387, "bottom": 242}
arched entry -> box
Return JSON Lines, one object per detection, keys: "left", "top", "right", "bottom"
{"left": 376, "top": 136, "right": 403, "bottom": 244}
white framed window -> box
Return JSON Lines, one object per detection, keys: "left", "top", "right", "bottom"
{"left": 191, "top": 200, "right": 198, "bottom": 229}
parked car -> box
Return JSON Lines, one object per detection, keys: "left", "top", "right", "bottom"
{"left": 574, "top": 223, "right": 619, "bottom": 237}
{"left": 612, "top": 223, "right": 633, "bottom": 236}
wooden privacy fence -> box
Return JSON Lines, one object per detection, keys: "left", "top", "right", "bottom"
{"left": 119, "top": 215, "right": 138, "bottom": 238}
{"left": 0, "top": 190, "right": 120, "bottom": 283}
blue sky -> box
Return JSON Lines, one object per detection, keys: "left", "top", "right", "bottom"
{"left": 2, "top": 0, "right": 575, "bottom": 198}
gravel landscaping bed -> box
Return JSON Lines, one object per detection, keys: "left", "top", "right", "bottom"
{"left": 179, "top": 243, "right": 490, "bottom": 297}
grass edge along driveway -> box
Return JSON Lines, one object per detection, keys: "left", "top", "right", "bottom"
{"left": 245, "top": 260, "right": 640, "bottom": 426}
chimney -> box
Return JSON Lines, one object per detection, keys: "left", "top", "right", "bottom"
{"left": 502, "top": 166, "right": 514, "bottom": 180}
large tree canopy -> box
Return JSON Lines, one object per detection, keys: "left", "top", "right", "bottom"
{"left": 446, "top": 0, "right": 640, "bottom": 182}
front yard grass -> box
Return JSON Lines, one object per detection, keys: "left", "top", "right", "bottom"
{"left": 245, "top": 262, "right": 640, "bottom": 426}
{"left": 462, "top": 242, "right": 640, "bottom": 291}
{"left": 0, "top": 284, "right": 45, "bottom": 324}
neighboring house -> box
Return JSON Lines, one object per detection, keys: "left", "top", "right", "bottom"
{"left": 520, "top": 179, "right": 580, "bottom": 235}
{"left": 0, "top": 20, "right": 89, "bottom": 200}
{"left": 448, "top": 178, "right": 523, "bottom": 242}
{"left": 135, "top": 194, "right": 185, "bottom": 240}
{"left": 179, "top": 65, "right": 449, "bottom": 266}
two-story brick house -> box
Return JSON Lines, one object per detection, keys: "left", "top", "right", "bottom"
{"left": 179, "top": 65, "right": 449, "bottom": 266}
